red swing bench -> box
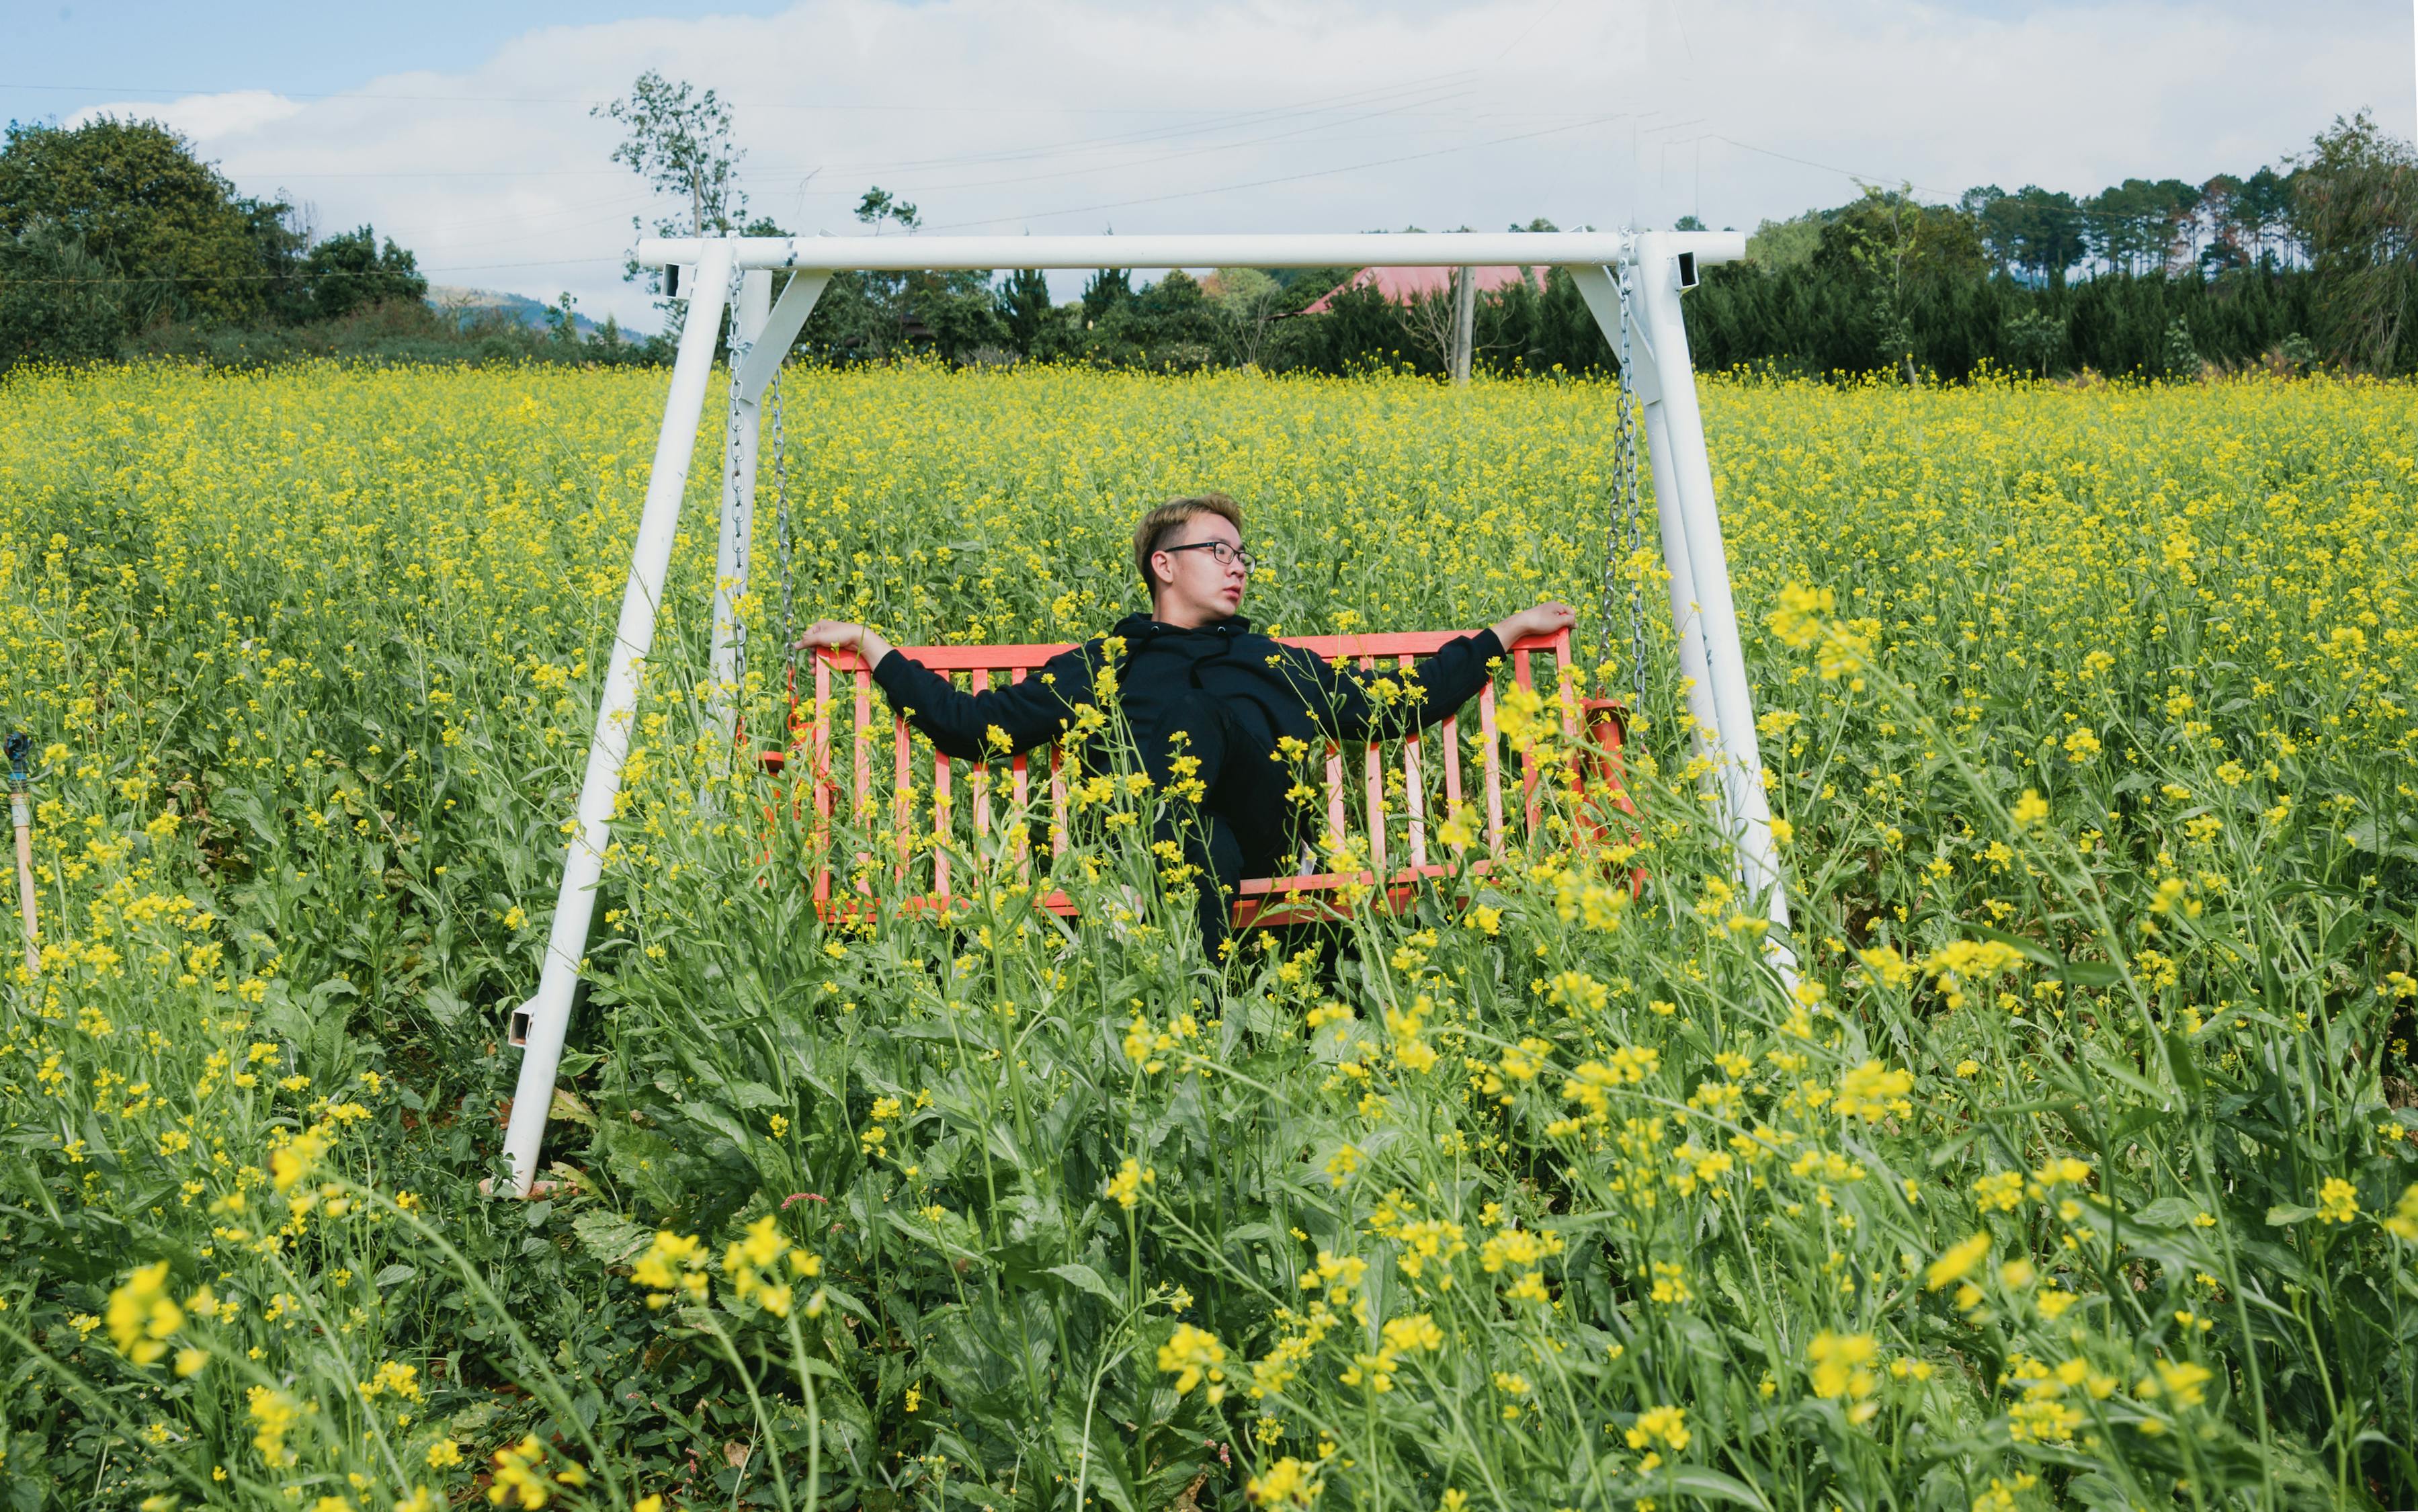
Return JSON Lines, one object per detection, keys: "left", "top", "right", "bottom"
{"left": 763, "top": 625, "right": 1635, "bottom": 929}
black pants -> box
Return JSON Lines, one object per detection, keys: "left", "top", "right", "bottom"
{"left": 1134, "top": 692, "right": 1299, "bottom": 956}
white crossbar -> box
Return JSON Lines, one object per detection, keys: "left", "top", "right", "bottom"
{"left": 637, "top": 230, "right": 1744, "bottom": 274}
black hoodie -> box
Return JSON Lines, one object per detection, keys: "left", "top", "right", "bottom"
{"left": 868, "top": 611, "right": 1507, "bottom": 763}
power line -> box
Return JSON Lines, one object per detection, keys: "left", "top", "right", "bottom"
{"left": 136, "top": 76, "right": 1493, "bottom": 184}
{"left": 0, "top": 77, "right": 1470, "bottom": 116}
{"left": 845, "top": 86, "right": 1481, "bottom": 200}
{"left": 794, "top": 71, "right": 1484, "bottom": 176}
{"left": 931, "top": 110, "right": 1640, "bottom": 231}
{"left": 1698, "top": 133, "right": 1950, "bottom": 201}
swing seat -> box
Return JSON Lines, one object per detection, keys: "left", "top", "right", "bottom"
{"left": 759, "top": 626, "right": 1637, "bottom": 929}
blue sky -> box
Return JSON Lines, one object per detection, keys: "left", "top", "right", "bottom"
{"left": 11, "top": 0, "right": 2412, "bottom": 329}
{"left": 5, "top": 2, "right": 788, "bottom": 116}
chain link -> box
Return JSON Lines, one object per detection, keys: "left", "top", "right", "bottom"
{"left": 772, "top": 355, "right": 794, "bottom": 687}
{"left": 723, "top": 259, "right": 752, "bottom": 701}
{"left": 1619, "top": 267, "right": 1648, "bottom": 714}
{"left": 1592, "top": 263, "right": 1649, "bottom": 712}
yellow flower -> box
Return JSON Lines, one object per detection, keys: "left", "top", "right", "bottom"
{"left": 1833, "top": 1060, "right": 1913, "bottom": 1120}
{"left": 2139, "top": 1358, "right": 2214, "bottom": 1409}
{"left": 104, "top": 1261, "right": 183, "bottom": 1366}
{"left": 1157, "top": 1322, "right": 1228, "bottom": 1402}
{"left": 247, "top": 1386, "right": 302, "bottom": 1468}
{"left": 1380, "top": 1313, "right": 1444, "bottom": 1353}
{"left": 630, "top": 1230, "right": 710, "bottom": 1310}
{"left": 1624, "top": 1404, "right": 1690, "bottom": 1452}
{"left": 1106, "top": 1157, "right": 1153, "bottom": 1210}
{"left": 1924, "top": 1232, "right": 1991, "bottom": 1292}
{"left": 2315, "top": 1176, "right": 2358, "bottom": 1224}
{"left": 1247, "top": 1456, "right": 1322, "bottom": 1507}
{"left": 2384, "top": 1183, "right": 2418, "bottom": 1243}
{"left": 1806, "top": 1332, "right": 1880, "bottom": 1421}
{"left": 270, "top": 1126, "right": 331, "bottom": 1192}
{"left": 1767, "top": 583, "right": 1835, "bottom": 649}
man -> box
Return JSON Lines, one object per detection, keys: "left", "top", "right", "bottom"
{"left": 795, "top": 492, "right": 1573, "bottom": 951}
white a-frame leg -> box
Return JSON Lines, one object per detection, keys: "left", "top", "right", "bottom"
{"left": 1571, "top": 239, "right": 1799, "bottom": 989}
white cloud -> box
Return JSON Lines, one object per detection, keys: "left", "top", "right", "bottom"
{"left": 70, "top": 89, "right": 304, "bottom": 142}
{"left": 84, "top": 0, "right": 2417, "bottom": 329}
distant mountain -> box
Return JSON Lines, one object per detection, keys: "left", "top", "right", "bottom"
{"left": 425, "top": 285, "right": 603, "bottom": 337}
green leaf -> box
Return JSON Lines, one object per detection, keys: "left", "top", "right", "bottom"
{"left": 1663, "top": 1468, "right": 1773, "bottom": 1510}
{"left": 2264, "top": 1204, "right": 2317, "bottom": 1226}
{"left": 1966, "top": 922, "right": 2059, "bottom": 967}
{"left": 728, "top": 1080, "right": 788, "bottom": 1111}
{"left": 1044, "top": 1262, "right": 1120, "bottom": 1306}
{"left": 371, "top": 1263, "right": 417, "bottom": 1288}
{"left": 2061, "top": 959, "right": 2123, "bottom": 988}
{"left": 571, "top": 1208, "right": 653, "bottom": 1267}
{"left": 2128, "top": 1197, "right": 2199, "bottom": 1229}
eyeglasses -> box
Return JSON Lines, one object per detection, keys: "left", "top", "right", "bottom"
{"left": 1161, "top": 540, "right": 1257, "bottom": 573}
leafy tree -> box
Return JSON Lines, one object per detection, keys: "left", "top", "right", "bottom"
{"left": 595, "top": 71, "right": 746, "bottom": 300}
{"left": 853, "top": 187, "right": 921, "bottom": 235}
{"left": 2081, "top": 177, "right": 2200, "bottom": 275}
{"left": 300, "top": 225, "right": 426, "bottom": 322}
{"left": 1206, "top": 267, "right": 1285, "bottom": 367}
{"left": 1745, "top": 212, "right": 1824, "bottom": 273}
{"left": 2003, "top": 305, "right": 2064, "bottom": 376}
{"left": 1812, "top": 185, "right": 1986, "bottom": 380}
{"left": 0, "top": 222, "right": 126, "bottom": 368}
{"left": 2160, "top": 316, "right": 2202, "bottom": 377}
{"left": 1964, "top": 185, "right": 2085, "bottom": 285}
{"left": 543, "top": 292, "right": 581, "bottom": 345}
{"left": 2291, "top": 110, "right": 2417, "bottom": 373}
{"left": 999, "top": 268, "right": 1067, "bottom": 359}
{"left": 0, "top": 116, "right": 275, "bottom": 323}
{"left": 2233, "top": 167, "right": 2301, "bottom": 267}
{"left": 1081, "top": 268, "right": 1132, "bottom": 325}
{"left": 793, "top": 189, "right": 1003, "bottom": 362}
{"left": 1093, "top": 269, "right": 1222, "bottom": 368}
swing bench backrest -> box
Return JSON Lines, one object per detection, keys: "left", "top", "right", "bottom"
{"left": 768, "top": 626, "right": 1631, "bottom": 929}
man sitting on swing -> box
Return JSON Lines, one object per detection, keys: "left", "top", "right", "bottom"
{"left": 795, "top": 492, "right": 1573, "bottom": 952}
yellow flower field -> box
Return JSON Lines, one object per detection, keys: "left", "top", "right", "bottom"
{"left": 0, "top": 360, "right": 2413, "bottom": 1512}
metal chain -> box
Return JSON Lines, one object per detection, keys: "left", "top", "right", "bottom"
{"left": 724, "top": 259, "right": 752, "bottom": 701}
{"left": 1593, "top": 263, "right": 1650, "bottom": 712}
{"left": 1618, "top": 265, "right": 1649, "bottom": 713}
{"left": 772, "top": 356, "right": 794, "bottom": 685}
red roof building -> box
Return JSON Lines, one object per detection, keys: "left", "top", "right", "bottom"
{"left": 1296, "top": 264, "right": 1541, "bottom": 314}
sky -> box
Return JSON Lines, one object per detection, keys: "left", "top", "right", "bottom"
{"left": 8, "top": 0, "right": 2415, "bottom": 331}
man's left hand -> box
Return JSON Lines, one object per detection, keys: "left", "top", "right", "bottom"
{"left": 1491, "top": 601, "right": 1577, "bottom": 646}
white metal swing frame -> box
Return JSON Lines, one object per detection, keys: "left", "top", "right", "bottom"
{"left": 497, "top": 229, "right": 1796, "bottom": 1198}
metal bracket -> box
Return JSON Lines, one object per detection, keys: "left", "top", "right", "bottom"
{"left": 509, "top": 1003, "right": 533, "bottom": 1047}
{"left": 735, "top": 271, "right": 831, "bottom": 405}
{"left": 1569, "top": 265, "right": 1659, "bottom": 403}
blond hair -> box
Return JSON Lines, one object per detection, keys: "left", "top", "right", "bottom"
{"left": 1132, "top": 493, "right": 1244, "bottom": 594}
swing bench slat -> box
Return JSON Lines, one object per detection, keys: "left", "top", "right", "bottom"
{"left": 766, "top": 626, "right": 1634, "bottom": 929}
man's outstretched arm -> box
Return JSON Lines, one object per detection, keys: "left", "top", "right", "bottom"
{"left": 793, "top": 619, "right": 1091, "bottom": 761}
{"left": 1303, "top": 601, "right": 1577, "bottom": 743}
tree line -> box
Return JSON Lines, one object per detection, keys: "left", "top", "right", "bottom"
{"left": 3, "top": 93, "right": 2411, "bottom": 380}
